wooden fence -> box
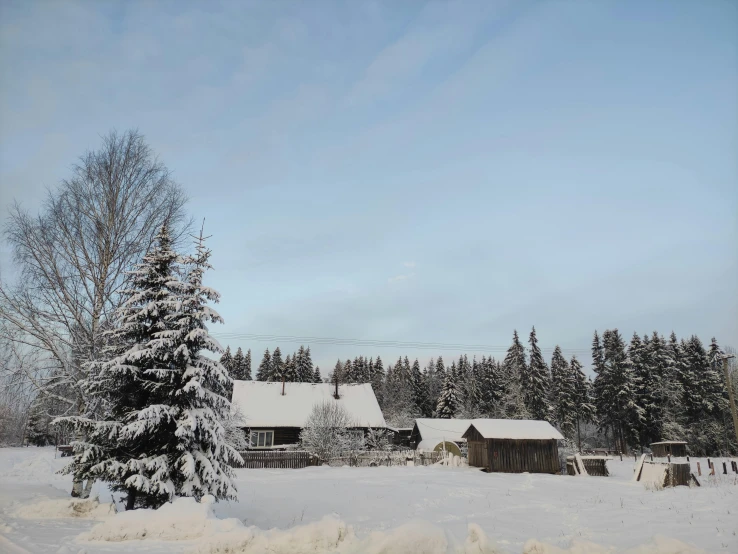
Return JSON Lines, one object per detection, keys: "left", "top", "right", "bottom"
{"left": 235, "top": 450, "right": 320, "bottom": 469}
{"left": 234, "top": 449, "right": 443, "bottom": 469}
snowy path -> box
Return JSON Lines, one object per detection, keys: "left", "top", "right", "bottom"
{"left": 1, "top": 447, "right": 736, "bottom": 553}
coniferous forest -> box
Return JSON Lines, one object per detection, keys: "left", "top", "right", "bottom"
{"left": 223, "top": 327, "right": 736, "bottom": 456}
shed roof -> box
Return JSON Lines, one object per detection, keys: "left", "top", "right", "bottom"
{"left": 413, "top": 418, "right": 474, "bottom": 443}
{"left": 650, "top": 441, "right": 687, "bottom": 445}
{"left": 231, "top": 381, "right": 386, "bottom": 428}
{"left": 462, "top": 419, "right": 564, "bottom": 440}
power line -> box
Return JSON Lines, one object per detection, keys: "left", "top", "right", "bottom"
{"left": 210, "top": 332, "right": 592, "bottom": 354}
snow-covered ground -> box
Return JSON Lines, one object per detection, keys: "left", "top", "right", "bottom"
{"left": 0, "top": 447, "right": 736, "bottom": 553}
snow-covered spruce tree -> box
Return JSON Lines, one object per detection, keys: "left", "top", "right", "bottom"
{"left": 571, "top": 355, "right": 596, "bottom": 451}
{"left": 256, "top": 349, "right": 271, "bottom": 381}
{"left": 62, "top": 224, "right": 181, "bottom": 507}
{"left": 271, "top": 347, "right": 284, "bottom": 382}
{"left": 313, "top": 366, "right": 321, "bottom": 383}
{"left": 550, "top": 346, "right": 576, "bottom": 439}
{"left": 436, "top": 362, "right": 461, "bottom": 418}
{"left": 370, "top": 356, "right": 384, "bottom": 404}
{"left": 220, "top": 346, "right": 234, "bottom": 378}
{"left": 343, "top": 359, "right": 353, "bottom": 383}
{"left": 135, "top": 228, "right": 241, "bottom": 504}
{"left": 629, "top": 333, "right": 657, "bottom": 445}
{"left": 297, "top": 346, "right": 314, "bottom": 383}
{"left": 526, "top": 327, "right": 551, "bottom": 421}
{"left": 604, "top": 329, "right": 643, "bottom": 453}
{"left": 500, "top": 331, "right": 530, "bottom": 420}
{"left": 230, "top": 347, "right": 243, "bottom": 381}
{"left": 243, "top": 349, "right": 252, "bottom": 380}
{"left": 503, "top": 330, "right": 527, "bottom": 389}
{"left": 410, "top": 359, "right": 428, "bottom": 415}
{"left": 283, "top": 355, "right": 294, "bottom": 382}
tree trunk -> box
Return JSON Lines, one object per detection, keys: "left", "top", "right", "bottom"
{"left": 577, "top": 418, "right": 582, "bottom": 453}
{"left": 82, "top": 479, "right": 94, "bottom": 499}
{"left": 126, "top": 488, "right": 137, "bottom": 510}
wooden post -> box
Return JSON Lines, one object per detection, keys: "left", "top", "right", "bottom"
{"left": 282, "top": 376, "right": 286, "bottom": 396}
{"left": 697, "top": 462, "right": 701, "bottom": 476}
{"left": 620, "top": 452, "right": 623, "bottom": 461}
{"left": 667, "top": 454, "right": 671, "bottom": 463}
{"left": 707, "top": 457, "right": 711, "bottom": 469}
{"left": 723, "top": 462, "right": 727, "bottom": 475}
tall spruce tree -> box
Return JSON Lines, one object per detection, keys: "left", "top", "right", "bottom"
{"left": 371, "top": 356, "right": 384, "bottom": 404}
{"left": 283, "top": 354, "right": 296, "bottom": 382}
{"left": 571, "top": 355, "right": 595, "bottom": 451}
{"left": 68, "top": 225, "right": 240, "bottom": 509}
{"left": 313, "top": 366, "right": 322, "bottom": 383}
{"left": 63, "top": 224, "right": 182, "bottom": 507}
{"left": 549, "top": 346, "right": 574, "bottom": 437}
{"left": 526, "top": 327, "right": 551, "bottom": 421}
{"left": 271, "top": 347, "right": 284, "bottom": 382}
{"left": 243, "top": 349, "right": 252, "bottom": 380}
{"left": 436, "top": 362, "right": 461, "bottom": 418}
{"left": 220, "top": 347, "right": 234, "bottom": 379}
{"left": 231, "top": 347, "right": 244, "bottom": 380}
{"left": 602, "top": 329, "right": 643, "bottom": 453}
{"left": 256, "top": 349, "right": 272, "bottom": 382}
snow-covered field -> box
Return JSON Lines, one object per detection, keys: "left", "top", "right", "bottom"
{"left": 0, "top": 447, "right": 736, "bottom": 553}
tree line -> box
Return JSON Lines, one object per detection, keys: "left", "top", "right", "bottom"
{"left": 233, "top": 327, "right": 735, "bottom": 456}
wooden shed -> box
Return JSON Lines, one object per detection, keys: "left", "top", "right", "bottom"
{"left": 650, "top": 441, "right": 687, "bottom": 457}
{"left": 462, "top": 419, "right": 564, "bottom": 474}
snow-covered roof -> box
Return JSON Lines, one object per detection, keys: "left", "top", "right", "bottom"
{"left": 463, "top": 419, "right": 564, "bottom": 440}
{"left": 650, "top": 441, "right": 687, "bottom": 445}
{"left": 417, "top": 439, "right": 462, "bottom": 452}
{"left": 231, "top": 381, "right": 386, "bottom": 428}
{"left": 413, "top": 419, "right": 474, "bottom": 443}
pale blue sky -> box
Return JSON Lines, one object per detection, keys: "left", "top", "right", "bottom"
{"left": 1, "top": 0, "right": 736, "bottom": 373}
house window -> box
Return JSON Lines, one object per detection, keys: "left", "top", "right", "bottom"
{"left": 250, "top": 430, "right": 274, "bottom": 448}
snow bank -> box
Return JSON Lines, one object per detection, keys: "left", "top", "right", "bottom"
{"left": 0, "top": 449, "right": 68, "bottom": 482}
{"left": 14, "top": 497, "right": 112, "bottom": 519}
{"left": 80, "top": 495, "right": 241, "bottom": 541}
{"left": 79, "top": 495, "right": 500, "bottom": 553}
{"left": 522, "top": 535, "right": 707, "bottom": 554}
{"left": 195, "top": 518, "right": 500, "bottom": 554}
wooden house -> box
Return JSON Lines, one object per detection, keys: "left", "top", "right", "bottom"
{"left": 410, "top": 418, "right": 474, "bottom": 457}
{"left": 230, "top": 381, "right": 386, "bottom": 449}
{"left": 650, "top": 441, "right": 687, "bottom": 457}
{"left": 462, "top": 419, "right": 564, "bottom": 474}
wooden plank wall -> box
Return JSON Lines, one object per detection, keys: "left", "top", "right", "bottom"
{"left": 468, "top": 438, "right": 559, "bottom": 474}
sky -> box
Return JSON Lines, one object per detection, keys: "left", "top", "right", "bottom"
{"left": 1, "top": 0, "right": 736, "bottom": 374}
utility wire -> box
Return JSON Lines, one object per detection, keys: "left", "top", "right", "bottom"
{"left": 210, "top": 332, "right": 591, "bottom": 354}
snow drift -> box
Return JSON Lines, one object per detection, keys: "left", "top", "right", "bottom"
{"left": 79, "top": 494, "right": 501, "bottom": 553}
{"left": 14, "top": 497, "right": 113, "bottom": 519}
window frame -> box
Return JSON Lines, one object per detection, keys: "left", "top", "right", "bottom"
{"left": 249, "top": 430, "right": 275, "bottom": 449}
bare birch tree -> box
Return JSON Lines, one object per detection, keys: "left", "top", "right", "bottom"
{"left": 0, "top": 129, "right": 190, "bottom": 493}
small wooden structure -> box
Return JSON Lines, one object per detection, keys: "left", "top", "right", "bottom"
{"left": 462, "top": 419, "right": 564, "bottom": 474}
{"left": 650, "top": 441, "right": 687, "bottom": 457}
{"left": 387, "top": 427, "right": 413, "bottom": 448}
{"left": 567, "top": 455, "right": 610, "bottom": 476}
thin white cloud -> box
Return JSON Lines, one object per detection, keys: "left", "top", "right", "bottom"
{"left": 403, "top": 261, "right": 416, "bottom": 268}
{"left": 388, "top": 273, "right": 414, "bottom": 283}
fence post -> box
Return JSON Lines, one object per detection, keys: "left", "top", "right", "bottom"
{"left": 697, "top": 462, "right": 701, "bottom": 476}
{"left": 723, "top": 462, "right": 727, "bottom": 475}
